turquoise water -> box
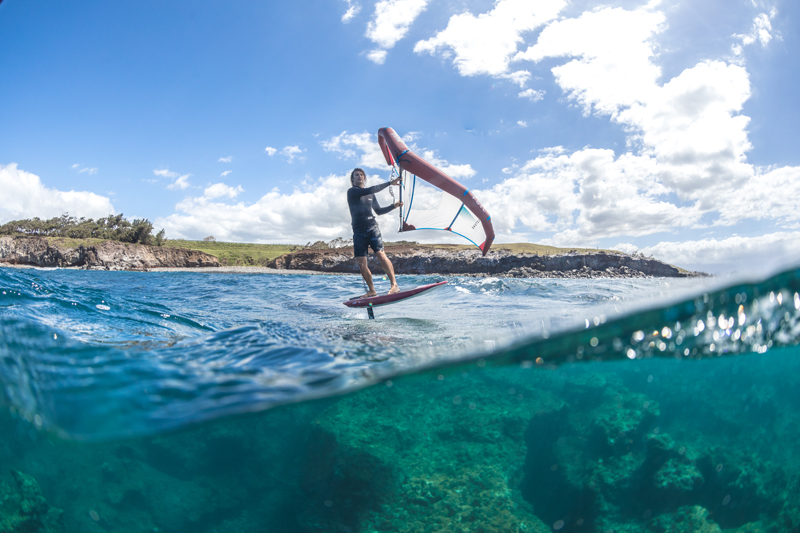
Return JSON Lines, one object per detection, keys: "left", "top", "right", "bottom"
{"left": 1, "top": 264, "right": 799, "bottom": 532}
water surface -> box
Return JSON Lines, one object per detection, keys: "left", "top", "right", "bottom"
{"left": 1, "top": 264, "right": 799, "bottom": 533}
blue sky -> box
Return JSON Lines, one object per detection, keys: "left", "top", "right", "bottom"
{"left": 1, "top": 0, "right": 799, "bottom": 272}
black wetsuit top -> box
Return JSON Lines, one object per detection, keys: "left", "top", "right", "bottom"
{"left": 347, "top": 182, "right": 396, "bottom": 232}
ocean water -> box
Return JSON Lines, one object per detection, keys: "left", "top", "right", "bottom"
{"left": 1, "top": 264, "right": 799, "bottom": 533}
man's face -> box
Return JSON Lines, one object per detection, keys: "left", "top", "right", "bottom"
{"left": 353, "top": 170, "right": 366, "bottom": 188}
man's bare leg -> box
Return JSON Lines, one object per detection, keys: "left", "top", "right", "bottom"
{"left": 356, "top": 256, "right": 377, "bottom": 297}
{"left": 375, "top": 250, "right": 400, "bottom": 294}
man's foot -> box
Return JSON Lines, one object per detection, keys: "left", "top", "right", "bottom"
{"left": 388, "top": 284, "right": 400, "bottom": 295}
{"left": 359, "top": 291, "right": 378, "bottom": 299}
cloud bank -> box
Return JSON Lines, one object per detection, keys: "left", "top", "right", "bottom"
{"left": 618, "top": 232, "right": 800, "bottom": 274}
{"left": 0, "top": 163, "right": 115, "bottom": 223}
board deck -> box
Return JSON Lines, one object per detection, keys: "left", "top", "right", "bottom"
{"left": 343, "top": 281, "right": 447, "bottom": 308}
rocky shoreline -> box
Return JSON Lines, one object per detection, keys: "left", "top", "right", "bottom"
{"left": 0, "top": 236, "right": 219, "bottom": 270}
{"left": 0, "top": 237, "right": 703, "bottom": 277}
{"left": 267, "top": 246, "right": 703, "bottom": 278}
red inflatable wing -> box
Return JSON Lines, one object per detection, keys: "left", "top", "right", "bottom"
{"left": 378, "top": 127, "right": 495, "bottom": 255}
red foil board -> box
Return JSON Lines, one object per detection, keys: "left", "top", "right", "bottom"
{"left": 344, "top": 281, "right": 448, "bottom": 308}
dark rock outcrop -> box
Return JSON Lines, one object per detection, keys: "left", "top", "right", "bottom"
{"left": 268, "top": 247, "right": 700, "bottom": 278}
{"left": 0, "top": 236, "right": 219, "bottom": 270}
{"left": 0, "top": 470, "right": 64, "bottom": 533}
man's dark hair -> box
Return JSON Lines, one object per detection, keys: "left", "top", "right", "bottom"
{"left": 350, "top": 168, "right": 365, "bottom": 186}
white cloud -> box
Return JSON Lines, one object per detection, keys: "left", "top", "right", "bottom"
{"left": 366, "top": 0, "right": 429, "bottom": 50}
{"left": 478, "top": 149, "right": 698, "bottom": 243}
{"left": 218, "top": 156, "right": 233, "bottom": 163}
{"left": 621, "top": 60, "right": 754, "bottom": 201}
{"left": 505, "top": 70, "right": 531, "bottom": 88}
{"left": 72, "top": 163, "right": 98, "bottom": 175}
{"left": 416, "top": 148, "right": 476, "bottom": 180}
{"left": 540, "top": 146, "right": 566, "bottom": 155}
{"left": 281, "top": 145, "right": 304, "bottom": 163}
{"left": 733, "top": 9, "right": 777, "bottom": 56}
{"left": 519, "top": 88, "right": 545, "bottom": 102}
{"left": 0, "top": 163, "right": 115, "bottom": 223}
{"left": 414, "top": 0, "right": 565, "bottom": 83}
{"left": 611, "top": 242, "right": 640, "bottom": 255}
{"left": 516, "top": 6, "right": 666, "bottom": 117}
{"left": 636, "top": 232, "right": 800, "bottom": 274}
{"left": 221, "top": 170, "right": 232, "bottom": 178}
{"left": 156, "top": 174, "right": 355, "bottom": 243}
{"left": 203, "top": 183, "right": 244, "bottom": 200}
{"left": 167, "top": 175, "right": 191, "bottom": 190}
{"left": 265, "top": 146, "right": 277, "bottom": 156}
{"left": 153, "top": 169, "right": 178, "bottom": 179}
{"left": 517, "top": 121, "right": 528, "bottom": 127}
{"left": 720, "top": 165, "right": 800, "bottom": 226}
{"left": 342, "top": 0, "right": 361, "bottom": 22}
{"left": 155, "top": 168, "right": 191, "bottom": 190}
{"left": 321, "top": 131, "right": 387, "bottom": 169}
{"left": 366, "top": 49, "right": 388, "bottom": 64}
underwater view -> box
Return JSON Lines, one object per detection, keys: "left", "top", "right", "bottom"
{"left": 2, "top": 264, "right": 800, "bottom": 533}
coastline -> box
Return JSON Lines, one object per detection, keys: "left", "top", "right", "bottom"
{"left": 0, "top": 263, "right": 337, "bottom": 276}
{"left": 265, "top": 247, "right": 706, "bottom": 278}
{"left": 0, "top": 236, "right": 707, "bottom": 278}
{"left": 2, "top": 262, "right": 705, "bottom": 279}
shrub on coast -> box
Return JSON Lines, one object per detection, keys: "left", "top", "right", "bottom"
{"left": 0, "top": 213, "right": 166, "bottom": 246}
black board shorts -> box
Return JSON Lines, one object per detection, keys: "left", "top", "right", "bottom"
{"left": 353, "top": 224, "right": 383, "bottom": 257}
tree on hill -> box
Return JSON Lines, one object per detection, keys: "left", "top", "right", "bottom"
{"left": 0, "top": 213, "right": 166, "bottom": 246}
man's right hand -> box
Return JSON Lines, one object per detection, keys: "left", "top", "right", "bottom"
{"left": 390, "top": 176, "right": 402, "bottom": 186}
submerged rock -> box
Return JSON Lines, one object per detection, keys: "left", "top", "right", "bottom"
{"left": 0, "top": 357, "right": 792, "bottom": 533}
{"left": 0, "top": 470, "right": 64, "bottom": 533}
{"left": 647, "top": 505, "right": 721, "bottom": 533}
{"left": 297, "top": 370, "right": 558, "bottom": 533}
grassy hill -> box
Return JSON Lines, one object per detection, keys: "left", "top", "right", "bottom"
{"left": 35, "top": 237, "right": 625, "bottom": 267}
{"left": 166, "top": 240, "right": 300, "bottom": 265}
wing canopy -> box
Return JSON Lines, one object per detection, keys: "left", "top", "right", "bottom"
{"left": 377, "top": 127, "right": 495, "bottom": 255}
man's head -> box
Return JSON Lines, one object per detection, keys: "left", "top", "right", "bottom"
{"left": 350, "top": 168, "right": 366, "bottom": 188}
